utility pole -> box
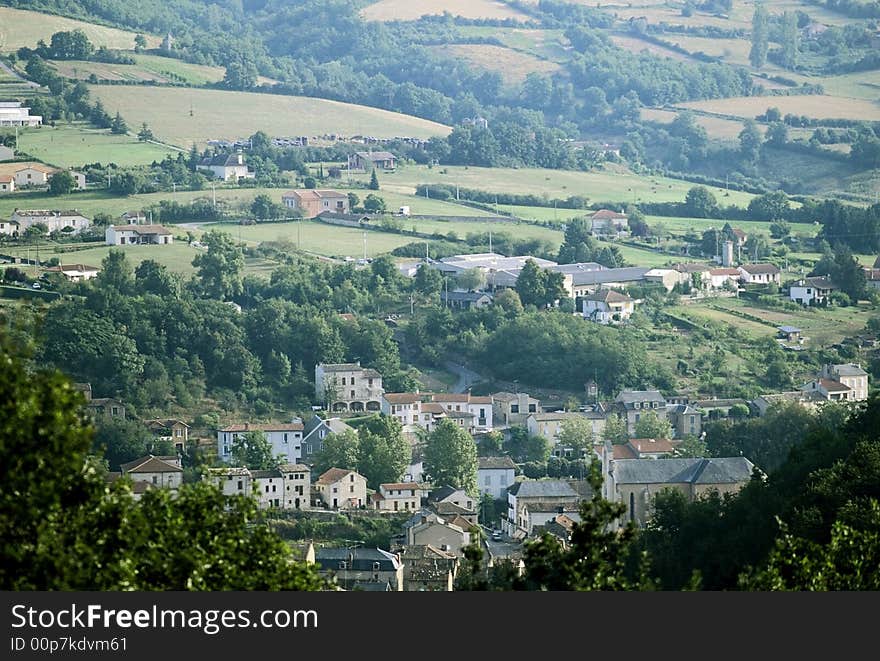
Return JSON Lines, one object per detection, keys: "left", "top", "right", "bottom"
{"left": 211, "top": 182, "right": 216, "bottom": 208}
{"left": 363, "top": 231, "right": 367, "bottom": 262}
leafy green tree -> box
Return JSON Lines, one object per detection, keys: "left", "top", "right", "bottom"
{"left": 634, "top": 411, "right": 673, "bottom": 440}
{"left": 739, "top": 119, "right": 762, "bottom": 164}
{"left": 674, "top": 434, "right": 708, "bottom": 458}
{"left": 684, "top": 186, "right": 719, "bottom": 218}
{"left": 494, "top": 288, "right": 523, "bottom": 314}
{"left": 222, "top": 53, "right": 258, "bottom": 90}
{"left": 111, "top": 171, "right": 144, "bottom": 196}
{"left": 192, "top": 229, "right": 244, "bottom": 300}
{"left": 93, "top": 418, "right": 173, "bottom": 471}
{"left": 137, "top": 122, "right": 155, "bottom": 142}
{"left": 456, "top": 268, "right": 486, "bottom": 292}
{"left": 363, "top": 193, "right": 386, "bottom": 213}
{"left": 134, "top": 34, "right": 147, "bottom": 51}
{"left": 250, "top": 193, "right": 279, "bottom": 220}
{"left": 603, "top": 412, "right": 629, "bottom": 444}
{"left": 23, "top": 223, "right": 48, "bottom": 242}
{"left": 369, "top": 169, "right": 380, "bottom": 190}
{"left": 231, "top": 430, "right": 278, "bottom": 469}
{"left": 780, "top": 11, "right": 799, "bottom": 70}
{"left": 424, "top": 419, "right": 478, "bottom": 495}
{"left": 765, "top": 121, "right": 788, "bottom": 148}
{"left": 48, "top": 170, "right": 75, "bottom": 195}
{"left": 48, "top": 29, "right": 94, "bottom": 60}
{"left": 558, "top": 416, "right": 595, "bottom": 457}
{"left": 506, "top": 426, "right": 551, "bottom": 462}
{"left": 96, "top": 248, "right": 134, "bottom": 294}
{"left": 110, "top": 111, "right": 128, "bottom": 135}
{"left": 413, "top": 263, "right": 443, "bottom": 296}
{"left": 749, "top": 3, "right": 769, "bottom": 68}
{"left": 347, "top": 192, "right": 360, "bottom": 210}
{"left": 357, "top": 415, "right": 410, "bottom": 489}
{"left": 313, "top": 428, "right": 360, "bottom": 475}
{"left": 769, "top": 220, "right": 791, "bottom": 239}
{"left": 134, "top": 259, "right": 180, "bottom": 298}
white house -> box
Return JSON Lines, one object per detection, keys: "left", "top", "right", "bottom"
{"left": 429, "top": 393, "right": 493, "bottom": 432}
{"left": 315, "top": 468, "right": 367, "bottom": 510}
{"left": 44, "top": 263, "right": 100, "bottom": 282}
{"left": 11, "top": 209, "right": 90, "bottom": 235}
{"left": 206, "top": 463, "right": 311, "bottom": 510}
{"left": 478, "top": 456, "right": 517, "bottom": 500}
{"left": 381, "top": 392, "right": 423, "bottom": 427}
{"left": 198, "top": 152, "right": 254, "bottom": 181}
{"left": 120, "top": 455, "right": 183, "bottom": 492}
{"left": 790, "top": 276, "right": 836, "bottom": 306}
{"left": 105, "top": 224, "right": 173, "bottom": 245}
{"left": 372, "top": 482, "right": 422, "bottom": 513}
{"left": 492, "top": 391, "right": 541, "bottom": 427}
{"left": 581, "top": 289, "right": 636, "bottom": 324}
{"left": 708, "top": 267, "right": 741, "bottom": 290}
{"left": 13, "top": 165, "right": 55, "bottom": 188}
{"left": 589, "top": 209, "right": 628, "bottom": 236}
{"left": 738, "top": 263, "right": 781, "bottom": 285}
{"left": 206, "top": 466, "right": 252, "bottom": 498}
{"left": 0, "top": 175, "right": 14, "bottom": 193}
{"left": 217, "top": 421, "right": 305, "bottom": 464}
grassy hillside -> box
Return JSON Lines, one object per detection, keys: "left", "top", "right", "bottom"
{"left": 0, "top": 7, "right": 160, "bottom": 52}
{"left": 429, "top": 44, "right": 560, "bottom": 85}
{"left": 678, "top": 95, "right": 880, "bottom": 122}
{"left": 366, "top": 163, "right": 757, "bottom": 207}
{"left": 16, "top": 123, "right": 178, "bottom": 168}
{"left": 87, "top": 85, "right": 452, "bottom": 149}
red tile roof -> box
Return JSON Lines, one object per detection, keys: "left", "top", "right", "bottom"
{"left": 220, "top": 422, "right": 303, "bottom": 432}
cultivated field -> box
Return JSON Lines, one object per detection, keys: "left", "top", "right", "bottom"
{"left": 430, "top": 44, "right": 560, "bottom": 85}
{"left": 15, "top": 123, "right": 178, "bottom": 168}
{"left": 0, "top": 7, "right": 160, "bottom": 52}
{"left": 367, "top": 163, "right": 757, "bottom": 207}
{"left": 609, "top": 35, "right": 690, "bottom": 62}
{"left": 641, "top": 108, "right": 756, "bottom": 141}
{"left": 455, "top": 26, "right": 569, "bottom": 61}
{"left": 803, "top": 70, "right": 880, "bottom": 101}
{"left": 51, "top": 55, "right": 226, "bottom": 86}
{"left": 607, "top": 7, "right": 751, "bottom": 30}
{"left": 661, "top": 35, "right": 751, "bottom": 66}
{"left": 361, "top": 0, "right": 529, "bottom": 22}
{"left": 677, "top": 95, "right": 880, "bottom": 122}
{"left": 87, "top": 86, "right": 452, "bottom": 148}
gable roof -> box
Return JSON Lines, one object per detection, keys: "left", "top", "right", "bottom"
{"left": 428, "top": 485, "right": 466, "bottom": 502}
{"left": 315, "top": 547, "right": 400, "bottom": 571}
{"left": 798, "top": 276, "right": 836, "bottom": 289}
{"left": 278, "top": 463, "right": 310, "bottom": 473}
{"left": 740, "top": 263, "right": 780, "bottom": 275}
{"left": 830, "top": 363, "right": 868, "bottom": 377}
{"left": 356, "top": 151, "right": 395, "bottom": 161}
{"left": 120, "top": 455, "right": 182, "bottom": 474}
{"left": 591, "top": 209, "right": 627, "bottom": 220}
{"left": 316, "top": 468, "right": 360, "bottom": 485}
{"left": 200, "top": 153, "right": 246, "bottom": 167}
{"left": 582, "top": 289, "right": 633, "bottom": 304}
{"left": 817, "top": 378, "right": 851, "bottom": 392}
{"left": 508, "top": 480, "right": 578, "bottom": 499}
{"left": 616, "top": 390, "right": 666, "bottom": 404}
{"left": 629, "top": 438, "right": 678, "bottom": 454}
{"left": 220, "top": 422, "right": 303, "bottom": 432}
{"left": 384, "top": 392, "right": 422, "bottom": 405}
{"left": 282, "top": 189, "right": 347, "bottom": 200}
{"left": 709, "top": 268, "right": 741, "bottom": 276}
{"left": 110, "top": 224, "right": 172, "bottom": 235}
{"left": 613, "top": 457, "right": 755, "bottom": 485}
{"left": 381, "top": 482, "right": 421, "bottom": 491}
{"left": 478, "top": 456, "right": 517, "bottom": 470}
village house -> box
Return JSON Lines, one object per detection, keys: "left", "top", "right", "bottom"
{"left": 0, "top": 101, "right": 42, "bottom": 126}
{"left": 440, "top": 290, "right": 494, "bottom": 310}
{"left": 403, "top": 512, "right": 472, "bottom": 556}
{"left": 372, "top": 482, "right": 422, "bottom": 513}
{"left": 278, "top": 463, "right": 311, "bottom": 509}
{"left": 505, "top": 479, "right": 588, "bottom": 538}
{"left": 527, "top": 410, "right": 605, "bottom": 451}
{"left": 314, "top": 467, "right": 367, "bottom": 510}
{"left": 105, "top": 224, "right": 173, "bottom": 245}
{"left": 800, "top": 363, "right": 870, "bottom": 403}
{"left": 554, "top": 265, "right": 651, "bottom": 298}
{"left": 533, "top": 512, "right": 580, "bottom": 548}
{"left": 643, "top": 268, "right": 682, "bottom": 292}
{"left": 86, "top": 397, "right": 126, "bottom": 421}
{"left": 608, "top": 457, "right": 756, "bottom": 527}
{"left": 790, "top": 276, "right": 836, "bottom": 306}
{"left": 119, "top": 454, "right": 183, "bottom": 492}
{"left": 198, "top": 152, "right": 254, "bottom": 181}
{"left": 624, "top": 438, "right": 679, "bottom": 459}
{"left": 300, "top": 415, "right": 355, "bottom": 464}
{"left": 13, "top": 164, "right": 56, "bottom": 188}
{"left": 349, "top": 150, "right": 396, "bottom": 171}
{"left": 478, "top": 456, "right": 517, "bottom": 500}
{"left": 43, "top": 263, "right": 100, "bottom": 282}
{"left": 216, "top": 421, "right": 304, "bottom": 464}
{"left": 315, "top": 362, "right": 383, "bottom": 413}
{"left": 398, "top": 544, "right": 458, "bottom": 592}
{"left": 0, "top": 175, "right": 14, "bottom": 193}
{"left": 738, "top": 263, "right": 781, "bottom": 285}
{"left": 492, "top": 391, "right": 541, "bottom": 427}
{"left": 382, "top": 392, "right": 424, "bottom": 427}
{"left": 864, "top": 267, "right": 880, "bottom": 291}
{"left": 11, "top": 209, "right": 90, "bottom": 235}
{"left": 428, "top": 486, "right": 475, "bottom": 512}
{"left": 206, "top": 464, "right": 310, "bottom": 510}
{"left": 281, "top": 189, "right": 349, "bottom": 218}
{"left": 205, "top": 466, "right": 252, "bottom": 498}
{"left": 589, "top": 209, "right": 629, "bottom": 236}
{"left": 751, "top": 391, "right": 826, "bottom": 416}
{"left": 708, "top": 267, "right": 742, "bottom": 290}
{"left": 315, "top": 547, "right": 403, "bottom": 591}
{"left": 614, "top": 390, "right": 668, "bottom": 437}
{"left": 581, "top": 288, "right": 636, "bottom": 324}
{"left": 429, "top": 393, "right": 493, "bottom": 432}
{"left": 315, "top": 361, "right": 385, "bottom": 413}
{"left": 672, "top": 262, "right": 714, "bottom": 291}
{"left": 145, "top": 418, "right": 190, "bottom": 453}
{"left": 666, "top": 403, "right": 702, "bottom": 438}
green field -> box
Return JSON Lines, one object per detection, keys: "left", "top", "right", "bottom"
{"left": 455, "top": 26, "right": 568, "bottom": 62}
{"left": 674, "top": 297, "right": 877, "bottom": 346}
{"left": 16, "top": 123, "right": 178, "bottom": 168}
{"left": 367, "top": 163, "right": 757, "bottom": 208}
{"left": 0, "top": 7, "right": 160, "bottom": 52}
{"left": 678, "top": 95, "right": 880, "bottom": 122}
{"left": 51, "top": 55, "right": 226, "bottom": 86}
{"left": 88, "top": 85, "right": 452, "bottom": 149}
{"left": 429, "top": 44, "right": 560, "bottom": 85}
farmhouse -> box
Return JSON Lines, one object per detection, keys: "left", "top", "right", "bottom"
{"left": 119, "top": 454, "right": 183, "bottom": 493}
{"left": 44, "top": 263, "right": 100, "bottom": 282}
{"left": 0, "top": 101, "right": 42, "bottom": 127}
{"left": 789, "top": 276, "right": 836, "bottom": 306}
{"left": 0, "top": 175, "right": 13, "bottom": 193}
{"left": 581, "top": 288, "right": 636, "bottom": 324}
{"left": 13, "top": 165, "right": 56, "bottom": 188}
{"left": 11, "top": 210, "right": 90, "bottom": 235}
{"left": 589, "top": 209, "right": 628, "bottom": 236}
{"left": 492, "top": 391, "right": 541, "bottom": 427}
{"left": 105, "top": 224, "right": 173, "bottom": 245}
{"left": 281, "top": 189, "right": 349, "bottom": 218}
{"left": 349, "top": 151, "right": 396, "bottom": 171}
{"left": 315, "top": 362, "right": 383, "bottom": 412}
{"left": 314, "top": 468, "right": 367, "bottom": 510}
{"left": 738, "top": 263, "right": 781, "bottom": 285}
{"left": 198, "top": 152, "right": 254, "bottom": 181}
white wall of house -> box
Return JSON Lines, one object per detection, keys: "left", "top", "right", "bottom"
{"left": 478, "top": 468, "right": 515, "bottom": 500}
{"left": 217, "top": 428, "right": 303, "bottom": 464}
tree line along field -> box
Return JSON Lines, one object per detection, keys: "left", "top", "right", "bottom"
{"left": 16, "top": 123, "right": 179, "bottom": 168}
{"left": 49, "top": 56, "right": 226, "bottom": 86}
{"left": 359, "top": 0, "right": 530, "bottom": 23}
{"left": 677, "top": 95, "right": 880, "bottom": 123}
{"left": 0, "top": 7, "right": 160, "bottom": 52}
{"left": 87, "top": 85, "right": 452, "bottom": 149}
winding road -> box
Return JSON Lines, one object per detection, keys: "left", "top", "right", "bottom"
{"left": 445, "top": 361, "right": 483, "bottom": 394}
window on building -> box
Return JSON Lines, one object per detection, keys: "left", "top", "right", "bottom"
{"left": 511, "top": 404, "right": 519, "bottom": 413}
{"left": 528, "top": 404, "right": 536, "bottom": 413}
{"left": 283, "top": 433, "right": 288, "bottom": 443}
{"left": 342, "top": 377, "right": 346, "bottom": 385}
{"left": 351, "top": 377, "right": 355, "bottom": 385}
